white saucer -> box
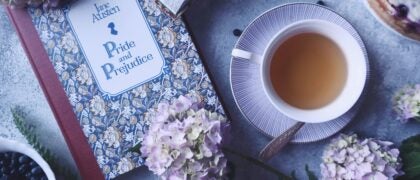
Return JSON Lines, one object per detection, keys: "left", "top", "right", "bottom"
{"left": 230, "top": 3, "right": 369, "bottom": 143}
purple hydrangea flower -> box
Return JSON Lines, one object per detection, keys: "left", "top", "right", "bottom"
{"left": 393, "top": 84, "right": 420, "bottom": 123}
{"left": 140, "top": 95, "right": 229, "bottom": 179}
{"left": 320, "top": 134, "right": 403, "bottom": 180}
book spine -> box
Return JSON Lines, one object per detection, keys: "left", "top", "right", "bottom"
{"left": 5, "top": 7, "right": 104, "bottom": 180}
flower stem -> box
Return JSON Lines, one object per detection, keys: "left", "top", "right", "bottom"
{"left": 222, "top": 147, "right": 293, "bottom": 180}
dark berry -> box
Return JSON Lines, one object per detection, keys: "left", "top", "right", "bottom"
{"left": 10, "top": 153, "right": 18, "bottom": 160}
{"left": 0, "top": 152, "right": 46, "bottom": 179}
{"left": 18, "top": 156, "right": 30, "bottom": 164}
{"left": 233, "top": 29, "right": 242, "bottom": 37}
{"left": 317, "top": 0, "right": 325, "bottom": 6}
{"left": 9, "top": 168, "right": 17, "bottom": 175}
{"left": 31, "top": 166, "right": 43, "bottom": 175}
{"left": 396, "top": 4, "right": 409, "bottom": 18}
{"left": 1, "top": 167, "right": 10, "bottom": 175}
{"left": 18, "top": 164, "right": 29, "bottom": 174}
{"left": 9, "top": 159, "right": 17, "bottom": 168}
{"left": 29, "top": 161, "right": 37, "bottom": 167}
{"left": 3, "top": 153, "right": 11, "bottom": 160}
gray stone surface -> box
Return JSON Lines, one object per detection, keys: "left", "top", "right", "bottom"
{"left": 1, "top": 0, "right": 420, "bottom": 179}
{"left": 184, "top": 0, "right": 420, "bottom": 179}
{"left": 0, "top": 7, "right": 79, "bottom": 179}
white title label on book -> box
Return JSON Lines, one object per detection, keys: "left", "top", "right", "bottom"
{"left": 67, "top": 0, "right": 165, "bottom": 95}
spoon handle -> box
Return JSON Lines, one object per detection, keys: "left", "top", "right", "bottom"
{"left": 258, "top": 122, "right": 305, "bottom": 161}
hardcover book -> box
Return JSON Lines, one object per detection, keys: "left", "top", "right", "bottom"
{"left": 6, "top": 0, "right": 225, "bottom": 179}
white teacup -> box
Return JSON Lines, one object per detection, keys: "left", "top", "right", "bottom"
{"left": 232, "top": 19, "right": 367, "bottom": 123}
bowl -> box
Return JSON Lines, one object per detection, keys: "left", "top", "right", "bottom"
{"left": 0, "top": 138, "right": 55, "bottom": 180}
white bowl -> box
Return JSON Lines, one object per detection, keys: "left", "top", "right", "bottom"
{"left": 0, "top": 138, "right": 55, "bottom": 180}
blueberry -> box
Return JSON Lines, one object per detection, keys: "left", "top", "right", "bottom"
{"left": 18, "top": 164, "right": 29, "bottom": 174}
{"left": 10, "top": 153, "right": 18, "bottom": 161}
{"left": 29, "top": 161, "right": 37, "bottom": 167}
{"left": 1, "top": 167, "right": 10, "bottom": 175}
{"left": 31, "top": 166, "right": 43, "bottom": 175}
{"left": 18, "top": 156, "right": 30, "bottom": 164}
{"left": 1, "top": 174, "right": 8, "bottom": 180}
{"left": 40, "top": 176, "right": 48, "bottom": 180}
{"left": 396, "top": 4, "right": 409, "bottom": 18}
{"left": 317, "top": 1, "right": 325, "bottom": 6}
{"left": 233, "top": 29, "right": 242, "bottom": 37}
{"left": 9, "top": 168, "right": 17, "bottom": 175}
{"left": 9, "top": 159, "right": 17, "bottom": 168}
{"left": 25, "top": 172, "right": 32, "bottom": 178}
{"left": 3, "top": 153, "right": 11, "bottom": 160}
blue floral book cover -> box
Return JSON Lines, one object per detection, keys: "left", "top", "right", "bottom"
{"left": 15, "top": 0, "right": 226, "bottom": 178}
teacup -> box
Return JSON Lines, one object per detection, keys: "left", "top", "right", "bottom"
{"left": 232, "top": 19, "right": 367, "bottom": 123}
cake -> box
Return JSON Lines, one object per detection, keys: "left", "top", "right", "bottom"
{"left": 367, "top": 0, "right": 420, "bottom": 40}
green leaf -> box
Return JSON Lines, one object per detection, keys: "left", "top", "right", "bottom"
{"left": 403, "top": 152, "right": 420, "bottom": 177}
{"left": 222, "top": 147, "right": 293, "bottom": 180}
{"left": 291, "top": 170, "right": 297, "bottom": 180}
{"left": 400, "top": 134, "right": 420, "bottom": 180}
{"left": 127, "top": 143, "right": 142, "bottom": 154}
{"left": 305, "top": 165, "right": 318, "bottom": 180}
{"left": 11, "top": 107, "right": 80, "bottom": 180}
{"left": 400, "top": 135, "right": 420, "bottom": 154}
{"left": 226, "top": 161, "right": 235, "bottom": 180}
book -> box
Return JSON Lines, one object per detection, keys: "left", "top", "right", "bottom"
{"left": 6, "top": 0, "right": 226, "bottom": 179}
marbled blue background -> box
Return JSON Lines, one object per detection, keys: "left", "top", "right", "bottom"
{"left": 1, "top": 0, "right": 420, "bottom": 179}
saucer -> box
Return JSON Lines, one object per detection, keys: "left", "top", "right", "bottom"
{"left": 230, "top": 3, "right": 369, "bottom": 143}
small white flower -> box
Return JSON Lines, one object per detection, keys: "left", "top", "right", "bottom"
{"left": 143, "top": 0, "right": 161, "bottom": 16}
{"left": 54, "top": 61, "right": 67, "bottom": 74}
{"left": 82, "top": 125, "right": 95, "bottom": 135}
{"left": 68, "top": 93, "right": 80, "bottom": 105}
{"left": 132, "top": 86, "right": 147, "bottom": 98}
{"left": 158, "top": 27, "right": 176, "bottom": 48}
{"left": 207, "top": 96, "right": 216, "bottom": 106}
{"left": 152, "top": 83, "right": 161, "bottom": 92}
{"left": 125, "top": 133, "right": 134, "bottom": 142}
{"left": 76, "top": 64, "right": 93, "bottom": 85}
{"left": 90, "top": 95, "right": 106, "bottom": 116}
{"left": 49, "top": 9, "right": 65, "bottom": 23}
{"left": 60, "top": 32, "right": 79, "bottom": 54}
{"left": 110, "top": 101, "right": 120, "bottom": 110}
{"left": 97, "top": 155, "right": 105, "bottom": 166}
{"left": 40, "top": 30, "right": 54, "bottom": 42}
{"left": 117, "top": 158, "right": 135, "bottom": 174}
{"left": 172, "top": 58, "right": 190, "bottom": 79}
{"left": 193, "top": 64, "right": 203, "bottom": 74}
{"left": 164, "top": 88, "right": 177, "bottom": 100}
{"left": 179, "top": 33, "right": 189, "bottom": 43}
{"left": 122, "top": 106, "right": 134, "bottom": 119}
{"left": 103, "top": 126, "right": 121, "bottom": 148}
{"left": 108, "top": 172, "right": 116, "bottom": 179}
